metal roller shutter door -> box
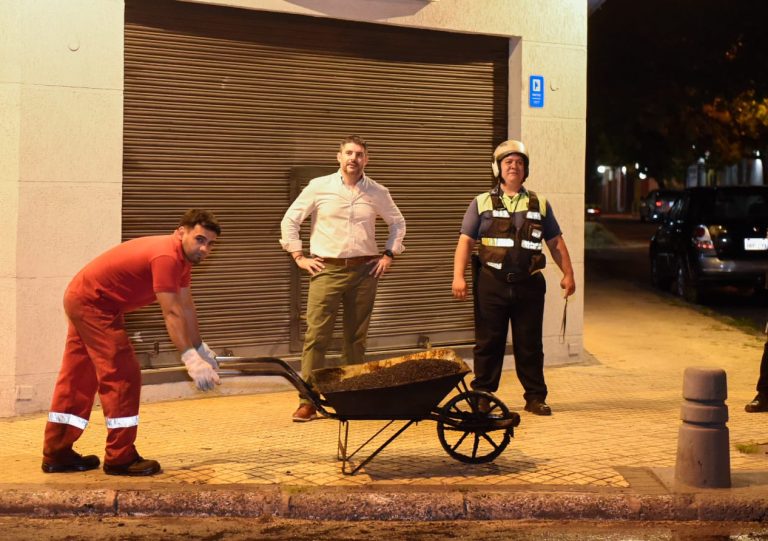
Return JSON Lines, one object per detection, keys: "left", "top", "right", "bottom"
{"left": 123, "top": 0, "right": 508, "bottom": 368}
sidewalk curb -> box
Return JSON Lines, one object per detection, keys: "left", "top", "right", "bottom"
{"left": 2, "top": 484, "right": 768, "bottom": 522}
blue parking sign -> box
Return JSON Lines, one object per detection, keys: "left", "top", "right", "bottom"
{"left": 529, "top": 75, "right": 544, "bottom": 108}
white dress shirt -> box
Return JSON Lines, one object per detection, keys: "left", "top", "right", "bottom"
{"left": 280, "top": 171, "right": 406, "bottom": 258}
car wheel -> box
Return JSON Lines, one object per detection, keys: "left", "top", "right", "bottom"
{"left": 650, "top": 254, "right": 672, "bottom": 290}
{"left": 674, "top": 260, "right": 705, "bottom": 304}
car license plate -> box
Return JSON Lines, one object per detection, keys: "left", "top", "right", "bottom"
{"left": 744, "top": 238, "right": 768, "bottom": 251}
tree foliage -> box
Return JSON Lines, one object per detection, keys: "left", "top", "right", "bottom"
{"left": 702, "top": 90, "right": 768, "bottom": 164}
{"left": 587, "top": 0, "right": 768, "bottom": 181}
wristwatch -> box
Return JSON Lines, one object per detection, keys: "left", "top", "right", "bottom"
{"left": 383, "top": 249, "right": 394, "bottom": 259}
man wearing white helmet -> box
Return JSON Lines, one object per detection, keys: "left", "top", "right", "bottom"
{"left": 452, "top": 140, "right": 575, "bottom": 416}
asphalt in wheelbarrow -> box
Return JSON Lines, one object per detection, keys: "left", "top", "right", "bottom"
{"left": 318, "top": 358, "right": 464, "bottom": 393}
{"left": 313, "top": 351, "right": 471, "bottom": 420}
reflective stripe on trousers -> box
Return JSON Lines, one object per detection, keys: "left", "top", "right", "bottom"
{"left": 105, "top": 415, "right": 140, "bottom": 429}
{"left": 47, "top": 413, "right": 139, "bottom": 431}
{"left": 48, "top": 412, "right": 89, "bottom": 430}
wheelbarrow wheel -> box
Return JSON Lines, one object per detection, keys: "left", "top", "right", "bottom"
{"left": 436, "top": 390, "right": 512, "bottom": 464}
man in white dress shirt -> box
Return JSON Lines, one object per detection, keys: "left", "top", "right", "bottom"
{"left": 280, "top": 135, "right": 406, "bottom": 421}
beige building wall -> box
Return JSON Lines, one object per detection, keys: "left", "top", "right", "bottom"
{"left": 0, "top": 0, "right": 125, "bottom": 417}
{"left": 0, "top": 0, "right": 586, "bottom": 417}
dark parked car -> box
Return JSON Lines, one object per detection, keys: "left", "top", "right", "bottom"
{"left": 640, "top": 189, "right": 681, "bottom": 222}
{"left": 649, "top": 186, "right": 768, "bottom": 303}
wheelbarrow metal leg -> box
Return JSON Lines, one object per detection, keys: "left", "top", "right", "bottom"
{"left": 337, "top": 420, "right": 349, "bottom": 461}
{"left": 339, "top": 420, "right": 416, "bottom": 475}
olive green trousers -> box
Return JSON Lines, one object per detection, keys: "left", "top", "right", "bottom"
{"left": 299, "top": 262, "right": 378, "bottom": 404}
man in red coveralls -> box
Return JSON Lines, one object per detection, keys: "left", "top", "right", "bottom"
{"left": 42, "top": 210, "right": 222, "bottom": 476}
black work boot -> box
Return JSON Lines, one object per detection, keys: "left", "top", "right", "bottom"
{"left": 745, "top": 394, "right": 768, "bottom": 413}
{"left": 42, "top": 452, "right": 100, "bottom": 473}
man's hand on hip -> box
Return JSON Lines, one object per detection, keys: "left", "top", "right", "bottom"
{"left": 370, "top": 255, "right": 392, "bottom": 278}
{"left": 295, "top": 255, "right": 325, "bottom": 276}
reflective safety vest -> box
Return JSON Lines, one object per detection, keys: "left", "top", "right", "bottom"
{"left": 478, "top": 187, "right": 546, "bottom": 281}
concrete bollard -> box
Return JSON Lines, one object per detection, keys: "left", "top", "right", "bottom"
{"left": 674, "top": 366, "right": 731, "bottom": 488}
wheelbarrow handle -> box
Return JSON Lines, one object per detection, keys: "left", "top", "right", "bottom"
{"left": 216, "top": 356, "right": 328, "bottom": 414}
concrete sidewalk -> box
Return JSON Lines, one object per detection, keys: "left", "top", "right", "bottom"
{"left": 1, "top": 276, "right": 768, "bottom": 520}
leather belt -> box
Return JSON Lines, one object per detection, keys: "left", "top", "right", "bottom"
{"left": 321, "top": 256, "right": 378, "bottom": 267}
{"left": 500, "top": 272, "right": 528, "bottom": 283}
{"left": 483, "top": 266, "right": 530, "bottom": 283}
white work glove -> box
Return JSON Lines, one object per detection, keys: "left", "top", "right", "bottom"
{"left": 182, "top": 348, "right": 221, "bottom": 391}
{"left": 196, "top": 341, "right": 219, "bottom": 370}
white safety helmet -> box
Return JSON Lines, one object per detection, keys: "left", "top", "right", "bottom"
{"left": 491, "top": 139, "right": 529, "bottom": 180}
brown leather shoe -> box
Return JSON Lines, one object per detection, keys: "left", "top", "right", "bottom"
{"left": 42, "top": 452, "right": 100, "bottom": 473}
{"left": 103, "top": 456, "right": 161, "bottom": 476}
{"left": 745, "top": 394, "right": 768, "bottom": 413}
{"left": 292, "top": 404, "right": 318, "bottom": 422}
{"left": 524, "top": 399, "right": 552, "bottom": 416}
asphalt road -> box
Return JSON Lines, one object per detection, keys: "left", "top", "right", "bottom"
{"left": 587, "top": 215, "right": 767, "bottom": 333}
{"left": 2, "top": 516, "right": 768, "bottom": 540}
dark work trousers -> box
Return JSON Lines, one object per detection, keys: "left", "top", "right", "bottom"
{"left": 472, "top": 268, "right": 547, "bottom": 402}
{"left": 756, "top": 338, "right": 768, "bottom": 395}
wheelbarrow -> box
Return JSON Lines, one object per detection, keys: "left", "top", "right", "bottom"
{"left": 216, "top": 348, "right": 520, "bottom": 475}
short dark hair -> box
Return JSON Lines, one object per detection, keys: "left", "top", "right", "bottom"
{"left": 339, "top": 135, "right": 368, "bottom": 154}
{"left": 179, "top": 209, "right": 221, "bottom": 236}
